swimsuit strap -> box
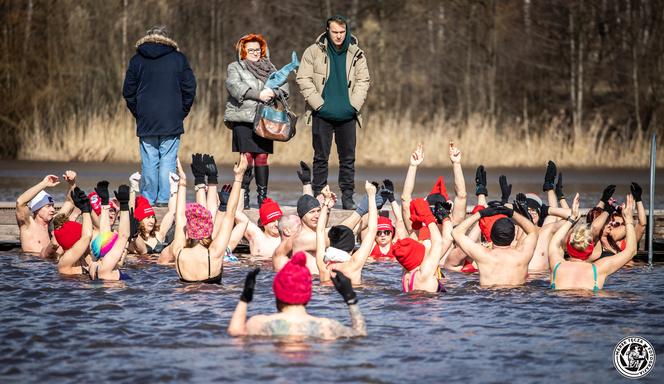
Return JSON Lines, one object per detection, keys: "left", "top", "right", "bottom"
{"left": 409, "top": 269, "right": 418, "bottom": 292}
{"left": 550, "top": 262, "right": 562, "bottom": 289}
{"left": 175, "top": 249, "right": 183, "bottom": 278}
{"left": 207, "top": 248, "right": 212, "bottom": 279}
{"left": 592, "top": 263, "right": 599, "bottom": 292}
{"left": 401, "top": 272, "right": 408, "bottom": 292}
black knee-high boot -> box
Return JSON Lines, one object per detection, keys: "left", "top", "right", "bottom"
{"left": 255, "top": 165, "right": 269, "bottom": 207}
{"left": 242, "top": 167, "right": 252, "bottom": 209}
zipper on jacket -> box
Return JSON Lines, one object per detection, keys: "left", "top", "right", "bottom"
{"left": 347, "top": 50, "right": 360, "bottom": 82}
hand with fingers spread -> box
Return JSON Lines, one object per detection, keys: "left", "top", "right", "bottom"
{"left": 203, "top": 154, "right": 218, "bottom": 185}
{"left": 114, "top": 185, "right": 130, "bottom": 211}
{"left": 630, "top": 182, "right": 642, "bottom": 203}
{"left": 543, "top": 160, "right": 557, "bottom": 192}
{"left": 622, "top": 194, "right": 635, "bottom": 225}
{"left": 600, "top": 184, "right": 616, "bottom": 205}
{"left": 410, "top": 144, "right": 424, "bottom": 166}
{"left": 555, "top": 173, "right": 564, "bottom": 200}
{"left": 475, "top": 165, "right": 488, "bottom": 196}
{"left": 331, "top": 270, "right": 357, "bottom": 305}
{"left": 71, "top": 187, "right": 91, "bottom": 213}
{"left": 499, "top": 175, "right": 512, "bottom": 205}
{"left": 379, "top": 179, "right": 395, "bottom": 203}
{"left": 42, "top": 175, "right": 60, "bottom": 188}
{"left": 95, "top": 181, "right": 110, "bottom": 205}
{"left": 129, "top": 172, "right": 141, "bottom": 193}
{"left": 297, "top": 161, "right": 312, "bottom": 186}
{"left": 190, "top": 153, "right": 207, "bottom": 185}
{"left": 218, "top": 184, "right": 232, "bottom": 211}
{"left": 240, "top": 268, "right": 261, "bottom": 303}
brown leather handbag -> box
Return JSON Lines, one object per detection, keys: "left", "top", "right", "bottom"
{"left": 253, "top": 94, "right": 297, "bottom": 142}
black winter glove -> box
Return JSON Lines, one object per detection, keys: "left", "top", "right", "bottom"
{"left": 129, "top": 208, "right": 139, "bottom": 239}
{"left": 203, "top": 154, "right": 218, "bottom": 185}
{"left": 630, "top": 182, "right": 643, "bottom": 202}
{"left": 603, "top": 202, "right": 617, "bottom": 216}
{"left": 513, "top": 193, "right": 532, "bottom": 222}
{"left": 537, "top": 204, "right": 549, "bottom": 226}
{"left": 499, "top": 175, "right": 512, "bottom": 205}
{"left": 218, "top": 184, "right": 231, "bottom": 212}
{"left": 71, "top": 187, "right": 91, "bottom": 213}
{"left": 95, "top": 180, "right": 110, "bottom": 205}
{"left": 475, "top": 165, "right": 488, "bottom": 196}
{"left": 555, "top": 173, "right": 564, "bottom": 200}
{"left": 543, "top": 160, "right": 557, "bottom": 192}
{"left": 380, "top": 179, "right": 396, "bottom": 203}
{"left": 241, "top": 167, "right": 253, "bottom": 189}
{"left": 601, "top": 184, "right": 616, "bottom": 205}
{"left": 296, "top": 161, "right": 311, "bottom": 185}
{"left": 331, "top": 270, "right": 357, "bottom": 305}
{"left": 240, "top": 268, "right": 260, "bottom": 303}
{"left": 190, "top": 153, "right": 207, "bottom": 185}
{"left": 479, "top": 206, "right": 513, "bottom": 218}
{"left": 433, "top": 201, "right": 452, "bottom": 223}
{"left": 114, "top": 185, "right": 130, "bottom": 211}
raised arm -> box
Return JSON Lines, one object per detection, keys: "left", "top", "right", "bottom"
{"left": 452, "top": 211, "right": 492, "bottom": 264}
{"left": 316, "top": 186, "right": 334, "bottom": 282}
{"left": 449, "top": 141, "right": 467, "bottom": 225}
{"left": 596, "top": 195, "right": 638, "bottom": 277}
{"left": 329, "top": 271, "right": 367, "bottom": 337}
{"left": 630, "top": 182, "right": 647, "bottom": 242}
{"left": 228, "top": 268, "right": 260, "bottom": 337}
{"left": 58, "top": 170, "right": 77, "bottom": 216}
{"left": 548, "top": 193, "right": 580, "bottom": 268}
{"left": 58, "top": 188, "right": 92, "bottom": 272}
{"left": 543, "top": 161, "right": 558, "bottom": 208}
{"left": 512, "top": 210, "right": 538, "bottom": 257}
{"left": 171, "top": 159, "right": 188, "bottom": 256}
{"left": 16, "top": 175, "right": 59, "bottom": 226}
{"left": 203, "top": 154, "right": 219, "bottom": 217}
{"left": 297, "top": 161, "right": 315, "bottom": 196}
{"left": 555, "top": 173, "right": 568, "bottom": 209}
{"left": 348, "top": 182, "right": 378, "bottom": 271}
{"left": 210, "top": 153, "right": 247, "bottom": 258}
{"left": 158, "top": 172, "right": 179, "bottom": 239}
{"left": 401, "top": 145, "right": 423, "bottom": 233}
{"left": 99, "top": 185, "right": 130, "bottom": 275}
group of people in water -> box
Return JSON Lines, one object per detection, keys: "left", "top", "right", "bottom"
{"left": 14, "top": 142, "right": 646, "bottom": 340}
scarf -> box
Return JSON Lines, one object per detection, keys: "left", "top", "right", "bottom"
{"left": 244, "top": 58, "right": 276, "bottom": 83}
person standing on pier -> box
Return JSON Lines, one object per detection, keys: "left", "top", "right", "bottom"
{"left": 297, "top": 15, "right": 370, "bottom": 209}
{"left": 122, "top": 25, "right": 197, "bottom": 207}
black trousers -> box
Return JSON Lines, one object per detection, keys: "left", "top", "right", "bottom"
{"left": 312, "top": 114, "right": 356, "bottom": 193}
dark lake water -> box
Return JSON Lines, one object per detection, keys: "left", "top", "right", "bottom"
{"left": 0, "top": 160, "right": 661, "bottom": 207}
{"left": 1, "top": 251, "right": 663, "bottom": 383}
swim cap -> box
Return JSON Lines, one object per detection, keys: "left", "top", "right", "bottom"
{"left": 88, "top": 191, "right": 102, "bottom": 216}
{"left": 525, "top": 193, "right": 542, "bottom": 210}
{"left": 473, "top": 204, "right": 508, "bottom": 243}
{"left": 90, "top": 231, "right": 119, "bottom": 261}
{"left": 134, "top": 196, "right": 155, "bottom": 221}
{"left": 566, "top": 238, "right": 595, "bottom": 261}
{"left": 392, "top": 238, "right": 425, "bottom": 272}
{"left": 29, "top": 191, "right": 54, "bottom": 213}
{"left": 273, "top": 252, "right": 312, "bottom": 305}
{"left": 328, "top": 225, "right": 355, "bottom": 253}
{"left": 53, "top": 221, "right": 82, "bottom": 251}
{"left": 324, "top": 247, "right": 352, "bottom": 263}
{"left": 377, "top": 216, "right": 394, "bottom": 232}
{"left": 490, "top": 217, "right": 515, "bottom": 246}
{"left": 296, "top": 195, "right": 320, "bottom": 218}
{"left": 185, "top": 203, "right": 213, "bottom": 240}
{"left": 259, "top": 198, "right": 283, "bottom": 225}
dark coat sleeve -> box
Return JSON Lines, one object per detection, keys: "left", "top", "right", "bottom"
{"left": 180, "top": 55, "right": 197, "bottom": 116}
{"left": 122, "top": 57, "right": 139, "bottom": 118}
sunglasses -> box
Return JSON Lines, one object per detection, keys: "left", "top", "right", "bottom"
{"left": 608, "top": 221, "right": 624, "bottom": 228}
{"left": 376, "top": 230, "right": 392, "bottom": 236}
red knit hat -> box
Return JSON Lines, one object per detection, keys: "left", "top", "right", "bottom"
{"left": 259, "top": 198, "right": 283, "bottom": 225}
{"left": 134, "top": 196, "right": 155, "bottom": 221}
{"left": 392, "top": 238, "right": 425, "bottom": 271}
{"left": 566, "top": 238, "right": 595, "bottom": 261}
{"left": 473, "top": 205, "right": 507, "bottom": 243}
{"left": 377, "top": 216, "right": 394, "bottom": 232}
{"left": 88, "top": 191, "right": 102, "bottom": 216}
{"left": 273, "top": 251, "right": 312, "bottom": 305}
{"left": 429, "top": 176, "right": 449, "bottom": 201}
{"left": 53, "top": 221, "right": 83, "bottom": 251}
{"left": 409, "top": 198, "right": 436, "bottom": 230}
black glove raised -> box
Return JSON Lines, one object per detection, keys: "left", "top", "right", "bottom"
{"left": 555, "top": 173, "right": 564, "bottom": 200}
{"left": 630, "top": 182, "right": 643, "bottom": 202}
{"left": 95, "top": 180, "right": 110, "bottom": 205}
{"left": 203, "top": 154, "right": 218, "bottom": 185}
{"left": 601, "top": 184, "right": 616, "bottom": 205}
{"left": 543, "top": 160, "right": 557, "bottom": 192}
{"left": 603, "top": 202, "right": 617, "bottom": 216}
{"left": 513, "top": 193, "right": 532, "bottom": 222}
{"left": 190, "top": 153, "right": 207, "bottom": 185}
{"left": 331, "top": 270, "right": 357, "bottom": 305}
{"left": 71, "top": 187, "right": 91, "bottom": 213}
{"left": 380, "top": 179, "right": 396, "bottom": 203}
{"left": 218, "top": 184, "right": 231, "bottom": 212}
{"left": 240, "top": 268, "right": 260, "bottom": 303}
{"left": 114, "top": 185, "right": 130, "bottom": 211}
{"left": 499, "top": 175, "right": 512, "bottom": 205}
{"left": 433, "top": 201, "right": 452, "bottom": 223}
{"left": 475, "top": 165, "right": 488, "bottom": 196}
{"left": 241, "top": 167, "right": 254, "bottom": 189}
{"left": 537, "top": 204, "right": 549, "bottom": 226}
{"left": 297, "top": 161, "right": 311, "bottom": 185}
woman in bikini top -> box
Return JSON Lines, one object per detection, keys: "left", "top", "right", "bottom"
{"left": 548, "top": 193, "right": 637, "bottom": 291}
{"left": 170, "top": 154, "right": 247, "bottom": 284}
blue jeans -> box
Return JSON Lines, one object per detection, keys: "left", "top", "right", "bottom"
{"left": 139, "top": 135, "right": 180, "bottom": 204}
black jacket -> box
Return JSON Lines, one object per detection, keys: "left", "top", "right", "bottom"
{"left": 122, "top": 35, "right": 197, "bottom": 137}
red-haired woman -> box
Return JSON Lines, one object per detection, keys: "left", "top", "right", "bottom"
{"left": 224, "top": 34, "right": 290, "bottom": 209}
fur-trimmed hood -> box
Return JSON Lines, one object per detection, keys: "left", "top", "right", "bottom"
{"left": 135, "top": 34, "right": 179, "bottom": 59}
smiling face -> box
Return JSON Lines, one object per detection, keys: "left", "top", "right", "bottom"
{"left": 141, "top": 215, "right": 156, "bottom": 233}
{"left": 244, "top": 41, "right": 261, "bottom": 62}
{"left": 302, "top": 208, "right": 321, "bottom": 229}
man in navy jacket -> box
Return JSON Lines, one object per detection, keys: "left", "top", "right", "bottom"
{"left": 123, "top": 26, "right": 196, "bottom": 206}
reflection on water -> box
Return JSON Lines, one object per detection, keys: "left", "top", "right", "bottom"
{"left": 1, "top": 252, "right": 663, "bottom": 383}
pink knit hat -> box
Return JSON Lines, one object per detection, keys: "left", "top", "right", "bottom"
{"left": 273, "top": 252, "right": 312, "bottom": 305}
{"left": 185, "top": 203, "right": 213, "bottom": 240}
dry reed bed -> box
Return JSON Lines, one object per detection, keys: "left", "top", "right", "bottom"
{"left": 18, "top": 103, "right": 662, "bottom": 168}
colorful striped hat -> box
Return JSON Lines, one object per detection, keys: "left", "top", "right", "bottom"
{"left": 91, "top": 231, "right": 119, "bottom": 261}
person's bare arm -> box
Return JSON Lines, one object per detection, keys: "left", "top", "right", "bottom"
{"left": 452, "top": 213, "right": 492, "bottom": 264}
{"left": 401, "top": 144, "right": 422, "bottom": 203}
{"left": 590, "top": 211, "right": 610, "bottom": 240}
{"left": 513, "top": 211, "right": 538, "bottom": 260}
{"left": 58, "top": 213, "right": 92, "bottom": 272}
{"left": 16, "top": 175, "right": 59, "bottom": 227}
{"left": 548, "top": 193, "right": 580, "bottom": 268}
{"left": 99, "top": 192, "right": 130, "bottom": 275}
{"left": 390, "top": 201, "right": 408, "bottom": 240}
{"left": 635, "top": 201, "right": 646, "bottom": 243}
{"left": 272, "top": 236, "right": 292, "bottom": 272}
{"left": 228, "top": 268, "right": 260, "bottom": 336}
{"left": 546, "top": 206, "right": 572, "bottom": 220}
{"left": 316, "top": 187, "right": 333, "bottom": 282}
{"left": 210, "top": 154, "right": 247, "bottom": 258}
{"left": 449, "top": 141, "right": 467, "bottom": 225}
{"left": 596, "top": 195, "right": 637, "bottom": 276}
{"left": 347, "top": 182, "right": 378, "bottom": 272}
{"left": 419, "top": 219, "right": 452, "bottom": 277}
{"left": 158, "top": 173, "right": 179, "bottom": 239}
{"left": 171, "top": 159, "right": 188, "bottom": 256}
{"left": 58, "top": 171, "right": 77, "bottom": 216}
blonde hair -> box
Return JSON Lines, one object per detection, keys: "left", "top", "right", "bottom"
{"left": 53, "top": 213, "right": 69, "bottom": 230}
{"left": 569, "top": 225, "right": 593, "bottom": 251}
{"left": 186, "top": 237, "right": 212, "bottom": 249}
